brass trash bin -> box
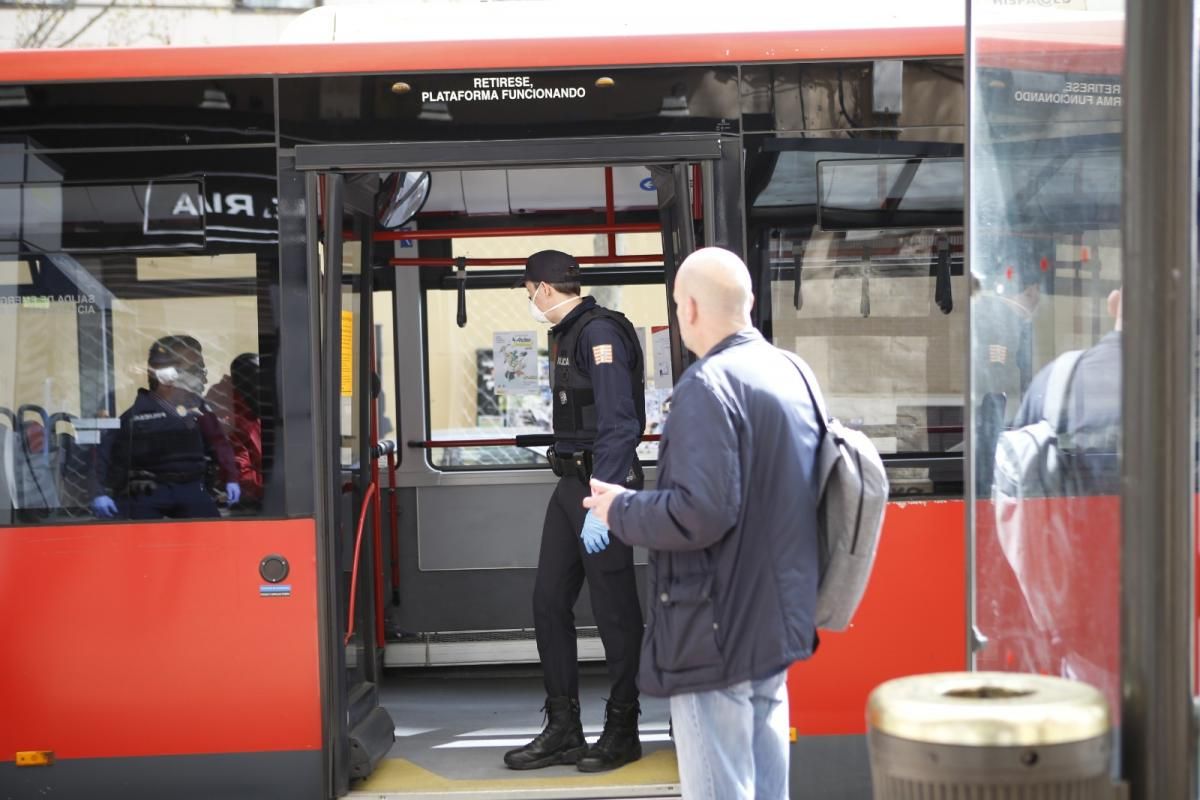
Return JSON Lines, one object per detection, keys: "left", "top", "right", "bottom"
{"left": 867, "top": 672, "right": 1113, "bottom": 799}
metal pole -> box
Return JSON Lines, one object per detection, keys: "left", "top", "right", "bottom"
{"left": 1122, "top": 0, "right": 1197, "bottom": 795}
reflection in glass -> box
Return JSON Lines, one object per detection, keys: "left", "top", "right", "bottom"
{"left": 969, "top": 1, "right": 1124, "bottom": 717}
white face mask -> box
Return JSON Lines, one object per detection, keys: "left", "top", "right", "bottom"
{"left": 153, "top": 365, "right": 206, "bottom": 395}
{"left": 528, "top": 283, "right": 574, "bottom": 324}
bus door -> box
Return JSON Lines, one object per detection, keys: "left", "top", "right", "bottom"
{"left": 295, "top": 133, "right": 741, "bottom": 796}
{"left": 306, "top": 171, "right": 399, "bottom": 797}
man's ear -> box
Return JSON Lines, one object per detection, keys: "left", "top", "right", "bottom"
{"left": 682, "top": 295, "right": 697, "bottom": 325}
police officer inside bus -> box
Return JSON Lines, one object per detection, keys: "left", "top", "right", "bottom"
{"left": 504, "top": 250, "right": 646, "bottom": 773}
{"left": 91, "top": 335, "right": 241, "bottom": 520}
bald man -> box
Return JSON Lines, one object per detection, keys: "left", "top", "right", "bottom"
{"left": 585, "top": 247, "right": 824, "bottom": 800}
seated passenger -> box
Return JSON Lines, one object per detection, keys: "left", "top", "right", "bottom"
{"left": 205, "top": 353, "right": 263, "bottom": 507}
{"left": 91, "top": 335, "right": 240, "bottom": 520}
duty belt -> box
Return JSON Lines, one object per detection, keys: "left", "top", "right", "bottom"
{"left": 122, "top": 468, "right": 206, "bottom": 495}
{"left": 547, "top": 449, "right": 593, "bottom": 482}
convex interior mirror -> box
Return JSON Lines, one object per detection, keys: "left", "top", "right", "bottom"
{"left": 376, "top": 171, "right": 432, "bottom": 229}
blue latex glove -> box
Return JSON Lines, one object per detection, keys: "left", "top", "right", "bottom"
{"left": 225, "top": 482, "right": 241, "bottom": 505}
{"left": 581, "top": 510, "right": 610, "bottom": 554}
{"left": 91, "top": 495, "right": 118, "bottom": 518}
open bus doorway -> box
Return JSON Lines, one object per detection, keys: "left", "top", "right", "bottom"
{"left": 298, "top": 134, "right": 743, "bottom": 798}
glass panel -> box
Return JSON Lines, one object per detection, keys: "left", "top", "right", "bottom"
{"left": 739, "top": 60, "right": 966, "bottom": 137}
{"left": 817, "top": 157, "right": 963, "bottom": 230}
{"left": 750, "top": 135, "right": 966, "bottom": 499}
{"left": 0, "top": 255, "right": 270, "bottom": 523}
{"left": 0, "top": 149, "right": 280, "bottom": 525}
{"left": 969, "top": 2, "right": 1124, "bottom": 716}
{"left": 766, "top": 227, "right": 966, "bottom": 497}
{"left": 425, "top": 283, "right": 669, "bottom": 468}
{"left": 3, "top": 79, "right": 275, "bottom": 149}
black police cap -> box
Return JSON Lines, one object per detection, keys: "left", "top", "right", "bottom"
{"left": 148, "top": 335, "right": 203, "bottom": 367}
{"left": 519, "top": 249, "right": 580, "bottom": 287}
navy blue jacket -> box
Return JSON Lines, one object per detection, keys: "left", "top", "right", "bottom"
{"left": 1012, "top": 331, "right": 1121, "bottom": 495}
{"left": 96, "top": 388, "right": 238, "bottom": 494}
{"left": 608, "top": 329, "right": 822, "bottom": 696}
{"left": 551, "top": 297, "right": 643, "bottom": 484}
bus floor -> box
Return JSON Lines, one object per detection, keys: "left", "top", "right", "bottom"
{"left": 349, "top": 663, "right": 680, "bottom": 800}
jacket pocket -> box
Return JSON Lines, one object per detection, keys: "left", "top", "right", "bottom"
{"left": 653, "top": 573, "right": 721, "bottom": 672}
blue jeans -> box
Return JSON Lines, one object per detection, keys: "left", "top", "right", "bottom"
{"left": 669, "top": 669, "right": 790, "bottom": 800}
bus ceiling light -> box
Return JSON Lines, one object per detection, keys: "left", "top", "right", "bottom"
{"left": 0, "top": 86, "right": 30, "bottom": 108}
{"left": 199, "top": 88, "right": 231, "bottom": 111}
{"left": 595, "top": 76, "right": 615, "bottom": 88}
{"left": 391, "top": 81, "right": 412, "bottom": 95}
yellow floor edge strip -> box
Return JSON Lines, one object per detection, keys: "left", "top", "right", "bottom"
{"left": 358, "top": 750, "right": 679, "bottom": 793}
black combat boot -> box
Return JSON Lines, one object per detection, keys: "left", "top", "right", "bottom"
{"left": 503, "top": 696, "right": 588, "bottom": 770}
{"left": 576, "top": 699, "right": 642, "bottom": 773}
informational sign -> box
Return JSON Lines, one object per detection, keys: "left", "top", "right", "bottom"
{"left": 421, "top": 75, "right": 588, "bottom": 104}
{"left": 651, "top": 325, "right": 673, "bottom": 389}
{"left": 340, "top": 311, "right": 354, "bottom": 442}
{"left": 1012, "top": 80, "right": 1121, "bottom": 108}
{"left": 159, "top": 174, "right": 278, "bottom": 246}
{"left": 340, "top": 311, "right": 355, "bottom": 397}
{"left": 645, "top": 387, "right": 671, "bottom": 428}
{"left": 493, "top": 330, "right": 538, "bottom": 396}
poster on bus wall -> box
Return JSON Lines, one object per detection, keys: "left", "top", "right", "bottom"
{"left": 651, "top": 326, "right": 672, "bottom": 389}
{"left": 493, "top": 330, "right": 538, "bottom": 395}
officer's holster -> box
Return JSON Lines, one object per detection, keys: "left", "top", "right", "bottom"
{"left": 124, "top": 470, "right": 159, "bottom": 496}
{"left": 547, "top": 450, "right": 593, "bottom": 483}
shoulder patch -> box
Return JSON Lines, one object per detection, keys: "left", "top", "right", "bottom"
{"left": 592, "top": 344, "right": 614, "bottom": 365}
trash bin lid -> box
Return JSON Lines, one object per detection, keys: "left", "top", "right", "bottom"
{"left": 868, "top": 672, "right": 1110, "bottom": 746}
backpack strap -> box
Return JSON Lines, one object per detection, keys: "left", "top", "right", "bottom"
{"left": 1042, "top": 349, "right": 1084, "bottom": 433}
{"left": 780, "top": 350, "right": 829, "bottom": 437}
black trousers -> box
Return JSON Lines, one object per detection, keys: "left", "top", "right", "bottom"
{"left": 533, "top": 474, "right": 644, "bottom": 704}
{"left": 121, "top": 480, "right": 219, "bottom": 520}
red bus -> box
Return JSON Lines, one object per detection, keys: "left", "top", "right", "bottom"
{"left": 0, "top": 5, "right": 977, "bottom": 798}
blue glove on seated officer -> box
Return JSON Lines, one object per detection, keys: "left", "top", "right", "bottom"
{"left": 581, "top": 510, "right": 609, "bottom": 554}
{"left": 91, "top": 495, "right": 118, "bottom": 518}
{"left": 226, "top": 482, "right": 241, "bottom": 505}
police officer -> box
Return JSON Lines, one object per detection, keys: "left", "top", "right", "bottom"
{"left": 504, "top": 250, "right": 646, "bottom": 773}
{"left": 91, "top": 335, "right": 241, "bottom": 520}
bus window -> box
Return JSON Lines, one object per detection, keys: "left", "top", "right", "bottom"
{"left": 0, "top": 152, "right": 281, "bottom": 525}
{"left": 0, "top": 254, "right": 269, "bottom": 523}
{"left": 411, "top": 164, "right": 671, "bottom": 470}
{"left": 424, "top": 278, "right": 668, "bottom": 469}
{"left": 749, "top": 137, "right": 966, "bottom": 498}
{"left": 740, "top": 60, "right": 965, "bottom": 138}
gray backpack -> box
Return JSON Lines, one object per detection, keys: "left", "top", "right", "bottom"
{"left": 785, "top": 353, "right": 890, "bottom": 631}
{"left": 992, "top": 350, "right": 1084, "bottom": 505}
{"left": 992, "top": 350, "right": 1086, "bottom": 635}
